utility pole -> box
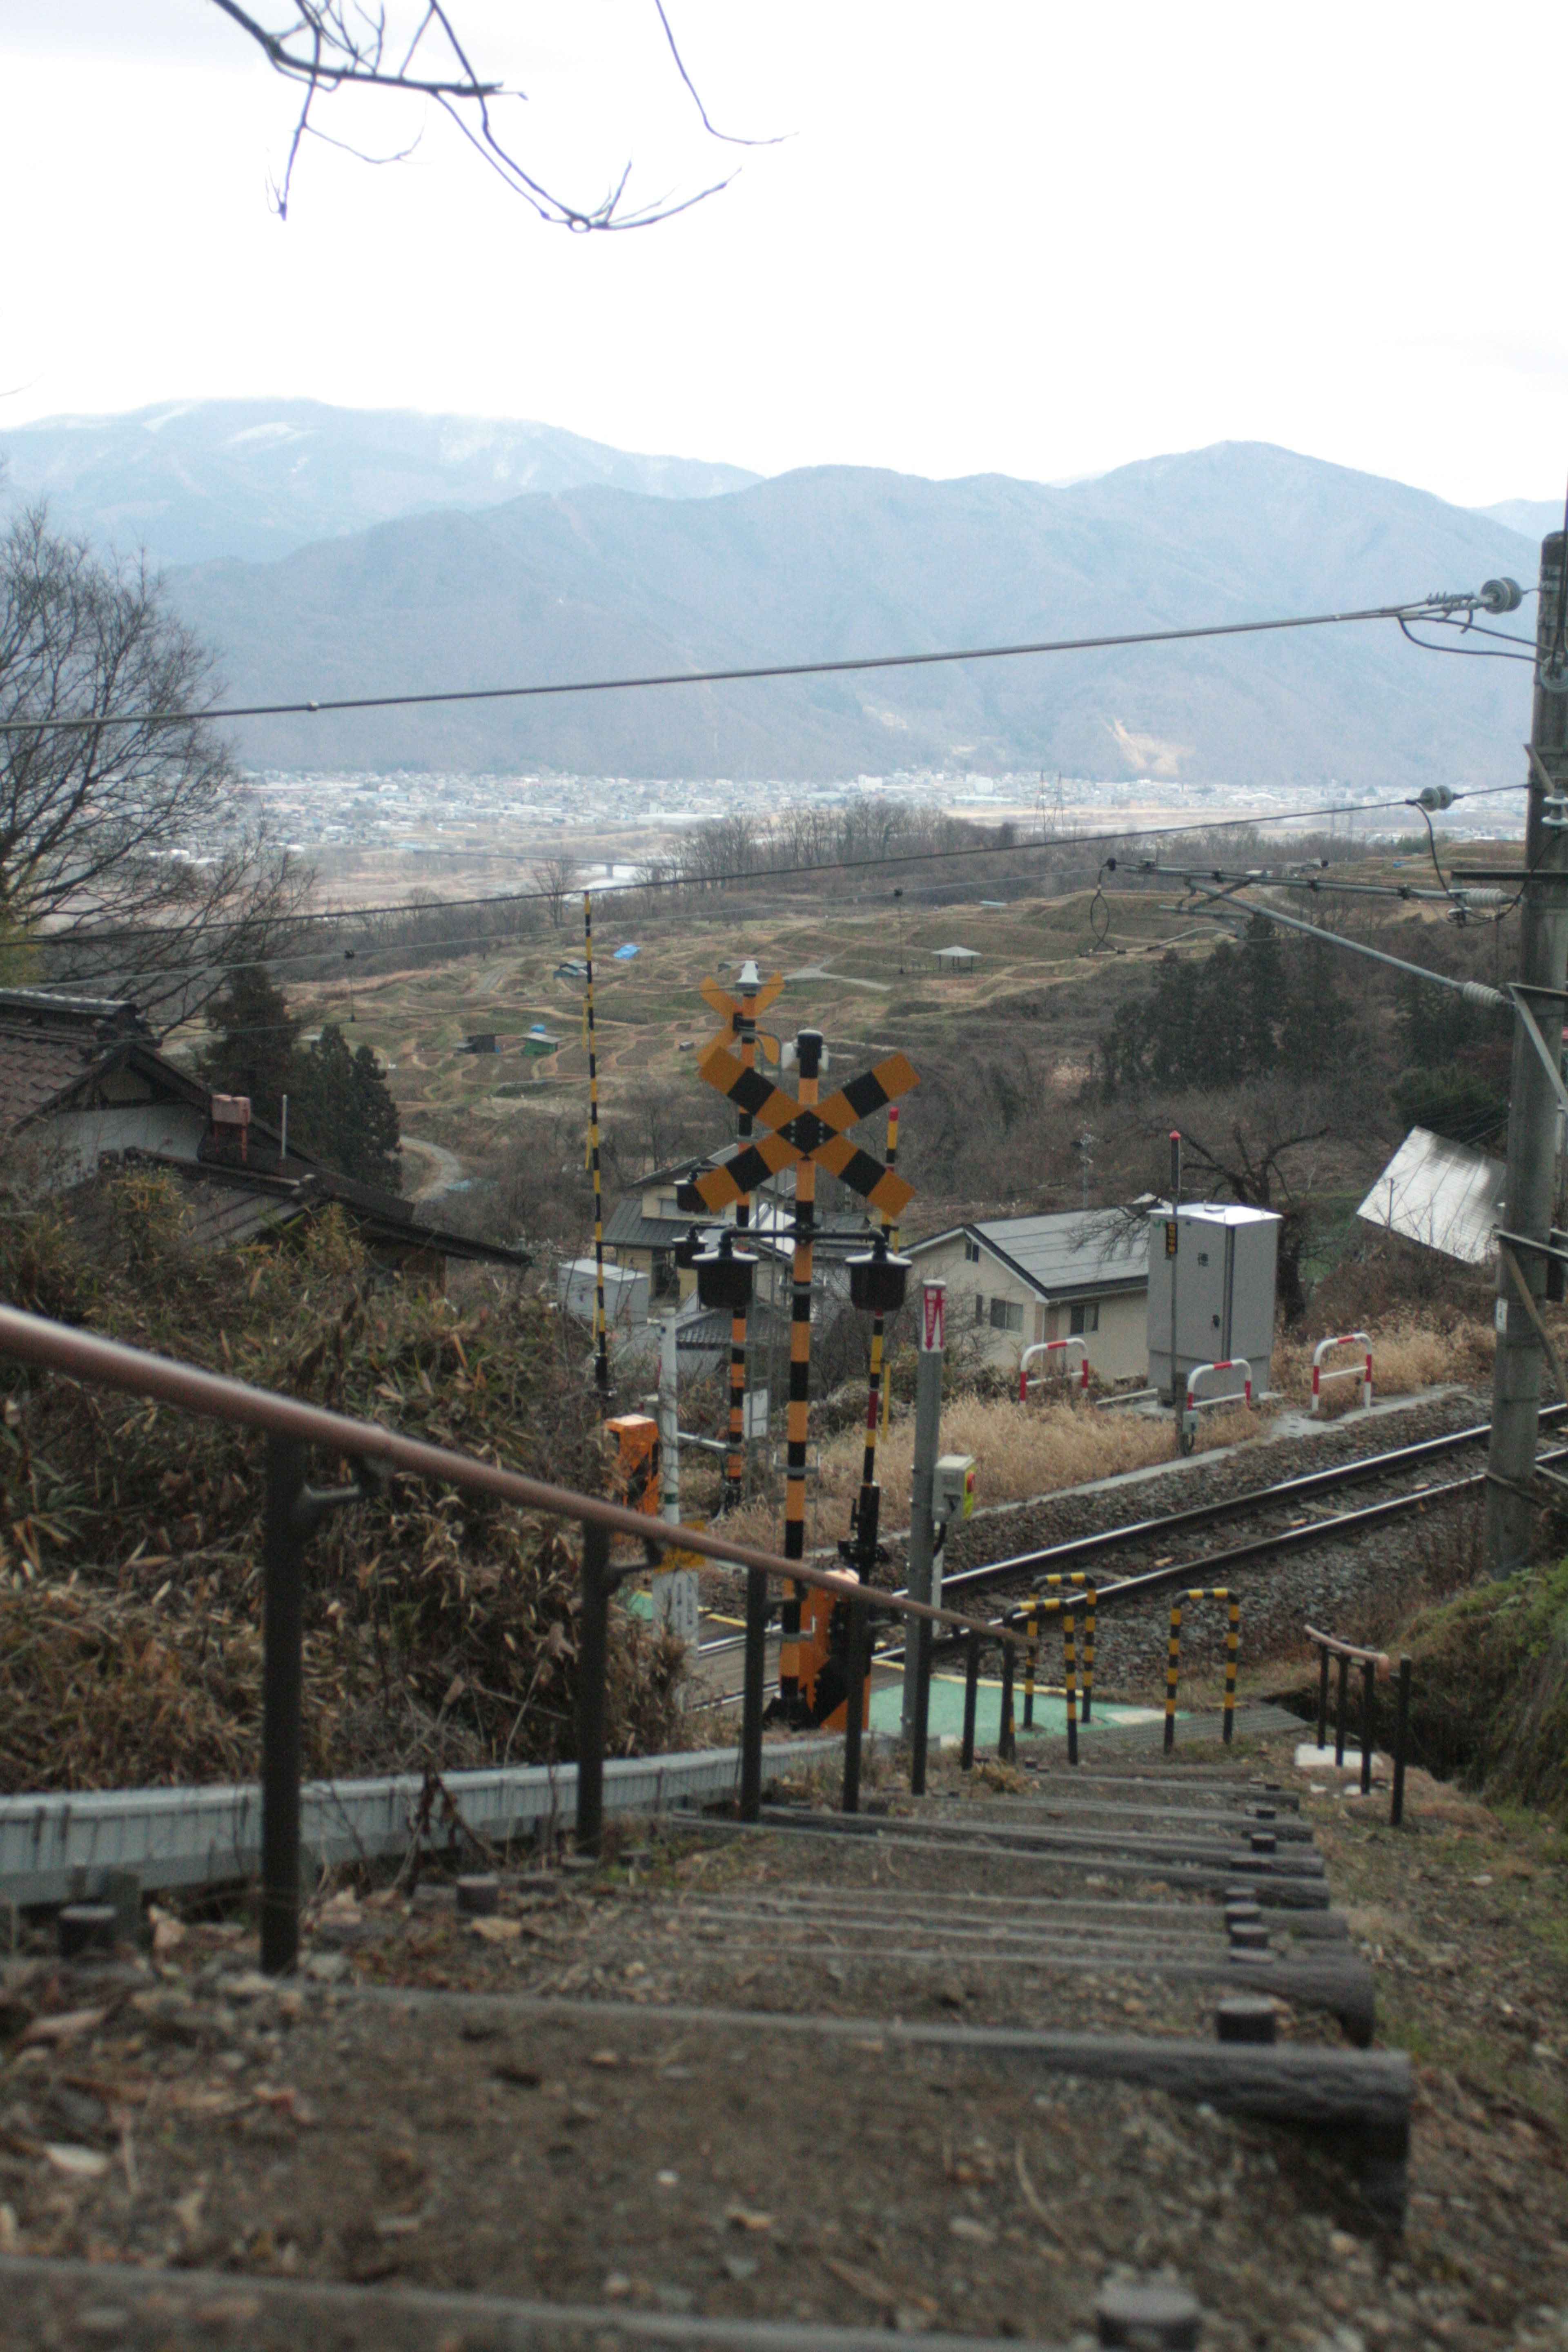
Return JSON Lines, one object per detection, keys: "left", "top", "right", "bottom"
{"left": 1485, "top": 530, "right": 1568, "bottom": 1577}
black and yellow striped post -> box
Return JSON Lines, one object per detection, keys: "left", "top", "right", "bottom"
{"left": 1037, "top": 1572, "right": 1098, "bottom": 1722}
{"left": 779, "top": 1026, "right": 824, "bottom": 1714}
{"left": 1064, "top": 1606, "right": 1079, "bottom": 1768}
{"left": 583, "top": 892, "right": 609, "bottom": 1396}
{"left": 1164, "top": 1595, "right": 1183, "bottom": 1753}
{"left": 998, "top": 1633, "right": 1016, "bottom": 1763}
{"left": 724, "top": 967, "right": 762, "bottom": 1510}
{"left": 1022, "top": 1606, "right": 1038, "bottom": 1730}
{"left": 1223, "top": 1589, "right": 1239, "bottom": 1746}
{"left": 862, "top": 1103, "right": 901, "bottom": 1474}
{"left": 1164, "top": 1588, "right": 1241, "bottom": 1752}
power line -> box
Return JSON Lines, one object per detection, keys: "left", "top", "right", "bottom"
{"left": 0, "top": 589, "right": 1530, "bottom": 736}
{"left": 53, "top": 778, "right": 1530, "bottom": 976}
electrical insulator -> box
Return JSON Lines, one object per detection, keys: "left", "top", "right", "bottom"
{"left": 1413, "top": 786, "right": 1456, "bottom": 812}
{"left": 1479, "top": 577, "right": 1523, "bottom": 614}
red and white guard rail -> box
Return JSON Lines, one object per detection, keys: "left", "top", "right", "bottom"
{"left": 1179, "top": 1358, "right": 1254, "bottom": 1454}
{"left": 1310, "top": 1331, "right": 1374, "bottom": 1416}
{"left": 1018, "top": 1336, "right": 1091, "bottom": 1400}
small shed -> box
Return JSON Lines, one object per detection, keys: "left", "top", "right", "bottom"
{"left": 523, "top": 1026, "right": 562, "bottom": 1058}
{"left": 931, "top": 944, "right": 980, "bottom": 972}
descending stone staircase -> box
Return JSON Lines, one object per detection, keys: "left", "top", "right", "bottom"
{"left": 0, "top": 1731, "right": 1403, "bottom": 2352}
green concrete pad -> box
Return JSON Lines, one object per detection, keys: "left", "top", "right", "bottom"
{"left": 869, "top": 1672, "right": 1166, "bottom": 1747}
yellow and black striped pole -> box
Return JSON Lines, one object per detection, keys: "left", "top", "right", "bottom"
{"left": 1164, "top": 1597, "right": 1183, "bottom": 1752}
{"left": 1064, "top": 1608, "right": 1079, "bottom": 1768}
{"left": 1022, "top": 1606, "right": 1038, "bottom": 1730}
{"left": 778, "top": 1027, "right": 825, "bottom": 1716}
{"left": 863, "top": 1102, "right": 900, "bottom": 1467}
{"left": 1223, "top": 1589, "right": 1239, "bottom": 1746}
{"left": 1036, "top": 1572, "right": 1098, "bottom": 1723}
{"left": 724, "top": 970, "right": 760, "bottom": 1508}
{"left": 584, "top": 891, "right": 609, "bottom": 1396}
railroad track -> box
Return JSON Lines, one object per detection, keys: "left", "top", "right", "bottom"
{"left": 690, "top": 1405, "right": 1568, "bottom": 1699}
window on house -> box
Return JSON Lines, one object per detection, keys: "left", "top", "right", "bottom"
{"left": 963, "top": 1238, "right": 981, "bottom": 1263}
{"left": 990, "top": 1297, "right": 1024, "bottom": 1333}
{"left": 1069, "top": 1299, "right": 1100, "bottom": 1335}
{"left": 975, "top": 1292, "right": 985, "bottom": 1325}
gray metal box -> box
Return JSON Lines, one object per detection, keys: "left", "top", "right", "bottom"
{"left": 1146, "top": 1203, "right": 1281, "bottom": 1400}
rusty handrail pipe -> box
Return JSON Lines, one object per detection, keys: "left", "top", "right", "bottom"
{"left": 1303, "top": 1626, "right": 1390, "bottom": 1672}
{"left": 1305, "top": 1620, "right": 1412, "bottom": 1819}
{"left": 0, "top": 1301, "right": 1052, "bottom": 1967}
{"left": 0, "top": 1303, "right": 1032, "bottom": 1653}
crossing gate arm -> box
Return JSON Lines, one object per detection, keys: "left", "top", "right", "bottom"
{"left": 1018, "top": 1337, "right": 1091, "bottom": 1400}
{"left": 1310, "top": 1333, "right": 1373, "bottom": 1417}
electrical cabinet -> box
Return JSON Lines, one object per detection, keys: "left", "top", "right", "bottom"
{"left": 1146, "top": 1203, "right": 1280, "bottom": 1400}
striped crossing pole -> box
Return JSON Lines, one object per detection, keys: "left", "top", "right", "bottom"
{"left": 1164, "top": 1597, "right": 1183, "bottom": 1752}
{"left": 1224, "top": 1590, "right": 1240, "bottom": 1745}
{"left": 778, "top": 1026, "right": 824, "bottom": 1715}
{"left": 1036, "top": 1572, "right": 1097, "bottom": 1723}
{"left": 584, "top": 891, "right": 609, "bottom": 1396}
{"left": 1064, "top": 1608, "right": 1079, "bottom": 1768}
{"left": 1022, "top": 1606, "right": 1038, "bottom": 1729}
{"left": 863, "top": 1104, "right": 900, "bottom": 1469}
{"left": 725, "top": 967, "right": 761, "bottom": 1509}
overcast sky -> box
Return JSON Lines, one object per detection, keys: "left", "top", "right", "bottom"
{"left": 0, "top": 2, "right": 1562, "bottom": 508}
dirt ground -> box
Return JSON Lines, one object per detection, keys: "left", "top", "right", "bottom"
{"left": 0, "top": 1732, "right": 1564, "bottom": 2349}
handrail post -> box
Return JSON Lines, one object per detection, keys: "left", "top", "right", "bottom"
{"left": 1361, "top": 1656, "right": 1376, "bottom": 1797}
{"left": 1164, "top": 1599, "right": 1182, "bottom": 1753}
{"left": 1316, "top": 1643, "right": 1330, "bottom": 1751}
{"left": 261, "top": 1432, "right": 307, "bottom": 1976}
{"left": 1335, "top": 1650, "right": 1350, "bottom": 1768}
{"left": 1081, "top": 1583, "right": 1096, "bottom": 1724}
{"left": 1391, "top": 1655, "right": 1412, "bottom": 1827}
{"left": 910, "top": 1615, "right": 933, "bottom": 1795}
{"left": 577, "top": 1520, "right": 611, "bottom": 1855}
{"left": 739, "top": 1566, "right": 768, "bottom": 1823}
{"left": 1022, "top": 1608, "right": 1037, "bottom": 1730}
{"left": 961, "top": 1630, "right": 980, "bottom": 1768}
{"left": 842, "top": 1595, "right": 868, "bottom": 1813}
{"left": 998, "top": 1637, "right": 1016, "bottom": 1763}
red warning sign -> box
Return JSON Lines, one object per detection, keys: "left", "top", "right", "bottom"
{"left": 921, "top": 1281, "right": 946, "bottom": 1353}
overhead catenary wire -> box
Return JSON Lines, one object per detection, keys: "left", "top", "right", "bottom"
{"left": 0, "top": 588, "right": 1535, "bottom": 736}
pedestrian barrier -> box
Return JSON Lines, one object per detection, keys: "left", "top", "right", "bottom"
{"left": 1031, "top": 1571, "right": 1098, "bottom": 1721}
{"left": 0, "top": 1303, "right": 1056, "bottom": 1975}
{"left": 1179, "top": 1359, "right": 1253, "bottom": 1454}
{"left": 1008, "top": 1595, "right": 1091, "bottom": 1764}
{"left": 1306, "top": 1624, "right": 1412, "bottom": 1820}
{"left": 1018, "top": 1336, "right": 1091, "bottom": 1399}
{"left": 1310, "top": 1331, "right": 1374, "bottom": 1417}
{"left": 1163, "top": 1588, "right": 1241, "bottom": 1750}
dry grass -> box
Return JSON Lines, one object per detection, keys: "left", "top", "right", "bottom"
{"left": 717, "top": 1304, "right": 1505, "bottom": 1552}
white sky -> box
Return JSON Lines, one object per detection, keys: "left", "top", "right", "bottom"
{"left": 0, "top": 1, "right": 1563, "bottom": 507}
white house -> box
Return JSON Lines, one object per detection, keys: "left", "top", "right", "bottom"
{"left": 908, "top": 1209, "right": 1151, "bottom": 1382}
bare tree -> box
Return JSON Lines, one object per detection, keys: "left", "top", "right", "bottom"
{"left": 209, "top": 1, "right": 777, "bottom": 225}
{"left": 532, "top": 854, "right": 581, "bottom": 932}
{"left": 0, "top": 508, "right": 306, "bottom": 1012}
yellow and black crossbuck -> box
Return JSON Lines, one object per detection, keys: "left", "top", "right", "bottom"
{"left": 686, "top": 1043, "right": 918, "bottom": 1218}
{"left": 699, "top": 973, "right": 783, "bottom": 1064}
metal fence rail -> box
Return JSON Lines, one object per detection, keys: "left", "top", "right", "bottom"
{"left": 0, "top": 1303, "right": 1047, "bottom": 1971}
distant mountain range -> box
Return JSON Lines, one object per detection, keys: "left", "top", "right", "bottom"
{"left": 146, "top": 439, "right": 1541, "bottom": 790}
{"left": 1472, "top": 497, "right": 1564, "bottom": 545}
{"left": 0, "top": 399, "right": 759, "bottom": 566}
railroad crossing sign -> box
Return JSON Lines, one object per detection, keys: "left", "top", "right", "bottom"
{"left": 699, "top": 973, "right": 783, "bottom": 1064}
{"left": 685, "top": 1042, "right": 918, "bottom": 1217}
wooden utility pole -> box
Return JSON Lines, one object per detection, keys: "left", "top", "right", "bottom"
{"left": 1485, "top": 530, "right": 1568, "bottom": 1575}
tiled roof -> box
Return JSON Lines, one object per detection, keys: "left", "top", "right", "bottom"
{"left": 912, "top": 1209, "right": 1149, "bottom": 1298}
{"left": 0, "top": 1022, "right": 108, "bottom": 1131}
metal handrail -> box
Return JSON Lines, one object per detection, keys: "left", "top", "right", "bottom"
{"left": 0, "top": 1305, "right": 1028, "bottom": 1648}
{"left": 0, "top": 1301, "right": 1048, "bottom": 1968}
{"left": 1305, "top": 1620, "right": 1412, "bottom": 1822}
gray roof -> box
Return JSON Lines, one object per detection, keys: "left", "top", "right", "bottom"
{"left": 912, "top": 1209, "right": 1149, "bottom": 1299}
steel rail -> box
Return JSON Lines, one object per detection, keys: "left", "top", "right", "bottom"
{"left": 0, "top": 1303, "right": 1035, "bottom": 1655}
{"left": 937, "top": 1409, "right": 1566, "bottom": 1602}
{"left": 1093, "top": 1449, "right": 1566, "bottom": 1609}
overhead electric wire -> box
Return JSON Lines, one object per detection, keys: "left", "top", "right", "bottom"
{"left": 0, "top": 591, "right": 1532, "bottom": 737}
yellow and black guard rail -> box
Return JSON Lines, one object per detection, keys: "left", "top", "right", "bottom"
{"left": 1164, "top": 1588, "right": 1241, "bottom": 1751}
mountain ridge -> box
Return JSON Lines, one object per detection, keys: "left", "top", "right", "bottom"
{"left": 162, "top": 439, "right": 1539, "bottom": 790}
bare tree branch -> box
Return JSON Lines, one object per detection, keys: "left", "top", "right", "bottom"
{"left": 207, "top": 0, "right": 761, "bottom": 227}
